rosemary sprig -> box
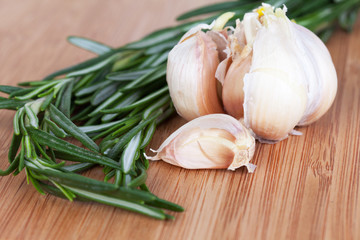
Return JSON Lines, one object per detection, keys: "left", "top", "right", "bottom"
{"left": 0, "top": 0, "right": 359, "bottom": 219}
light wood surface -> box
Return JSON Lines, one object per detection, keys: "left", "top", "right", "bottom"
{"left": 0, "top": 1, "right": 359, "bottom": 239}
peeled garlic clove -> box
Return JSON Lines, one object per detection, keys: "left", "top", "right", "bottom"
{"left": 146, "top": 114, "right": 256, "bottom": 172}
{"left": 167, "top": 30, "right": 224, "bottom": 121}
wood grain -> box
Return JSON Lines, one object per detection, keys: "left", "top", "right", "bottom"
{"left": 0, "top": 0, "right": 359, "bottom": 239}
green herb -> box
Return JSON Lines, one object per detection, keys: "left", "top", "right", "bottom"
{"left": 0, "top": 0, "right": 359, "bottom": 219}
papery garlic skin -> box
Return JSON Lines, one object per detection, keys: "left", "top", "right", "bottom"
{"left": 167, "top": 30, "right": 224, "bottom": 121}
{"left": 146, "top": 114, "right": 256, "bottom": 172}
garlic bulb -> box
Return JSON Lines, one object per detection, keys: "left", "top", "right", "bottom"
{"left": 166, "top": 4, "right": 337, "bottom": 143}
{"left": 220, "top": 4, "right": 337, "bottom": 141}
{"left": 146, "top": 114, "right": 256, "bottom": 172}
{"left": 166, "top": 13, "right": 234, "bottom": 121}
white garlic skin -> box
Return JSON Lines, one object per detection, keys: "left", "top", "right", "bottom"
{"left": 167, "top": 30, "right": 224, "bottom": 121}
{"left": 147, "top": 114, "right": 256, "bottom": 172}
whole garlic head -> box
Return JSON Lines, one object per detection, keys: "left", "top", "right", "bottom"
{"left": 166, "top": 4, "right": 337, "bottom": 143}
{"left": 220, "top": 4, "right": 337, "bottom": 141}
{"left": 146, "top": 114, "right": 256, "bottom": 172}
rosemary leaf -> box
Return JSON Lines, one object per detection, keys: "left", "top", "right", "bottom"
{"left": 24, "top": 104, "right": 39, "bottom": 129}
{"left": 13, "top": 108, "right": 23, "bottom": 135}
{"left": 67, "top": 54, "right": 118, "bottom": 77}
{"left": 127, "top": 165, "right": 147, "bottom": 188}
{"left": 121, "top": 131, "right": 142, "bottom": 173}
{"left": 59, "top": 81, "right": 74, "bottom": 118}
{"left": 9, "top": 88, "right": 36, "bottom": 98}
{"left": 139, "top": 121, "right": 156, "bottom": 149}
{"left": 44, "top": 117, "right": 67, "bottom": 138}
{"left": 26, "top": 168, "right": 46, "bottom": 195}
{"left": 40, "top": 93, "right": 55, "bottom": 111}
{"left": 49, "top": 104, "right": 99, "bottom": 152}
{"left": 67, "top": 36, "right": 113, "bottom": 55}
{"left": 74, "top": 95, "right": 93, "bottom": 105}
{"left": 71, "top": 105, "right": 93, "bottom": 121}
{"left": 87, "top": 91, "right": 124, "bottom": 117}
{"left": 107, "top": 111, "right": 161, "bottom": 159}
{"left": 144, "top": 39, "right": 178, "bottom": 55}
{"left": 99, "top": 92, "right": 142, "bottom": 122}
{"left": 104, "top": 169, "right": 115, "bottom": 182}
{"left": 65, "top": 186, "right": 167, "bottom": 220}
{"left": 75, "top": 81, "right": 111, "bottom": 97}
{"left": 124, "top": 27, "right": 182, "bottom": 49}
{"left": 102, "top": 86, "right": 168, "bottom": 114}
{"left": 78, "top": 118, "right": 128, "bottom": 134}
{"left": 0, "top": 98, "right": 28, "bottom": 110}
{"left": 8, "top": 133, "right": 22, "bottom": 163}
{"left": 15, "top": 81, "right": 59, "bottom": 100}
{"left": 91, "top": 83, "right": 119, "bottom": 106}
{"left": 61, "top": 162, "right": 95, "bottom": 173}
{"left": 0, "top": 85, "right": 23, "bottom": 95}
{"left": 146, "top": 198, "right": 184, "bottom": 212}
{"left": 43, "top": 49, "right": 123, "bottom": 80}
{"left": 0, "top": 155, "right": 19, "bottom": 176}
{"left": 18, "top": 138, "right": 25, "bottom": 171}
{"left": 27, "top": 128, "right": 121, "bottom": 169}
{"left": 150, "top": 50, "right": 170, "bottom": 67}
{"left": 50, "top": 180, "right": 75, "bottom": 201}
{"left": 25, "top": 161, "right": 118, "bottom": 192}
{"left": 106, "top": 68, "right": 154, "bottom": 81}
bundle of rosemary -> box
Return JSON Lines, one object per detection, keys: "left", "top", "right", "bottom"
{"left": 0, "top": 0, "right": 359, "bottom": 219}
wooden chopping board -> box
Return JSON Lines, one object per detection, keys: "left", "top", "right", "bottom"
{"left": 0, "top": 0, "right": 359, "bottom": 239}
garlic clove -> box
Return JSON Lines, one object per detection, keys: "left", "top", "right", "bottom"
{"left": 222, "top": 54, "right": 252, "bottom": 119}
{"left": 242, "top": 7, "right": 309, "bottom": 141}
{"left": 243, "top": 12, "right": 262, "bottom": 46}
{"left": 167, "top": 30, "right": 224, "bottom": 121}
{"left": 206, "top": 30, "right": 228, "bottom": 61}
{"left": 167, "top": 13, "right": 239, "bottom": 122}
{"left": 244, "top": 70, "right": 308, "bottom": 141}
{"left": 216, "top": 18, "right": 252, "bottom": 120}
{"left": 146, "top": 114, "right": 256, "bottom": 172}
{"left": 215, "top": 56, "right": 232, "bottom": 85}
{"left": 294, "top": 24, "right": 338, "bottom": 125}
